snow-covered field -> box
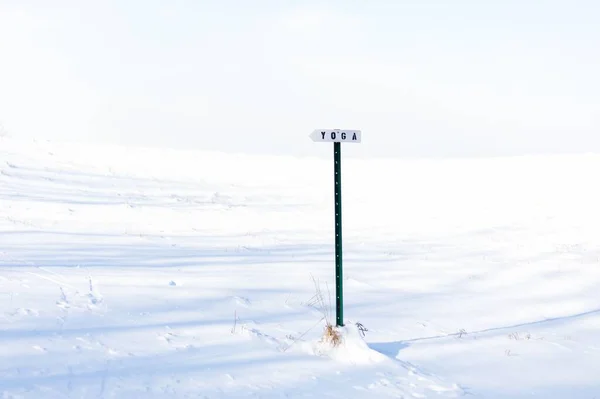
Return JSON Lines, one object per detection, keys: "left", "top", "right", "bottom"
{"left": 1, "top": 137, "right": 599, "bottom": 398}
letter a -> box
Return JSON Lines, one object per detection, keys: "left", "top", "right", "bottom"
{"left": 352, "top": 133, "right": 357, "bottom": 141}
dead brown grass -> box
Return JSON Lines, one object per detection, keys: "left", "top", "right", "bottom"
{"left": 322, "top": 323, "right": 342, "bottom": 347}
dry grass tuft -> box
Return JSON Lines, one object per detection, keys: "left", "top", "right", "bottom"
{"left": 307, "top": 274, "right": 343, "bottom": 348}
{"left": 282, "top": 274, "right": 343, "bottom": 351}
{"left": 322, "top": 323, "right": 342, "bottom": 347}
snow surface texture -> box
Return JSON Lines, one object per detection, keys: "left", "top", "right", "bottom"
{"left": 1, "top": 137, "right": 599, "bottom": 398}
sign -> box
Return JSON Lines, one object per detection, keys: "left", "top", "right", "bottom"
{"left": 310, "top": 129, "right": 362, "bottom": 143}
{"left": 309, "top": 128, "right": 362, "bottom": 327}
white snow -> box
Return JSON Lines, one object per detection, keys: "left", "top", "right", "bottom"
{"left": 1, "top": 136, "right": 599, "bottom": 398}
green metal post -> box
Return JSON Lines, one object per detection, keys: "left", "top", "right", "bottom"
{"left": 333, "top": 142, "right": 344, "bottom": 327}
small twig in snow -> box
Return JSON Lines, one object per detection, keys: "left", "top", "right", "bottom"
{"left": 231, "top": 310, "right": 238, "bottom": 334}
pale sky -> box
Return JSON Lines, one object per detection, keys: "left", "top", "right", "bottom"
{"left": 0, "top": 0, "right": 598, "bottom": 158}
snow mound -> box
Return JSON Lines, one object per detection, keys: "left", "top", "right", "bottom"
{"left": 305, "top": 323, "right": 389, "bottom": 365}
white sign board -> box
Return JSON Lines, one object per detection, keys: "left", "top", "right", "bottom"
{"left": 310, "top": 129, "right": 361, "bottom": 143}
